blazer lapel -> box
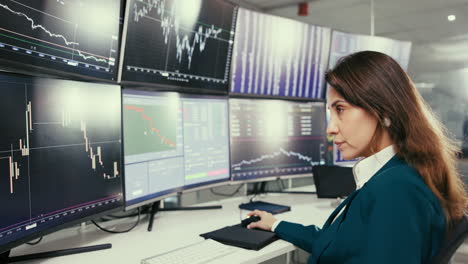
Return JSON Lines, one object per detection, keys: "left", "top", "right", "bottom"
{"left": 312, "top": 156, "right": 406, "bottom": 263}
{"left": 323, "top": 189, "right": 360, "bottom": 229}
{"left": 310, "top": 188, "right": 361, "bottom": 263}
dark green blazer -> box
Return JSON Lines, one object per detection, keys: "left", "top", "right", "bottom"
{"left": 275, "top": 156, "right": 446, "bottom": 264}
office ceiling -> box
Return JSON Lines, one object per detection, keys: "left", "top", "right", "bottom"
{"left": 230, "top": 0, "right": 468, "bottom": 74}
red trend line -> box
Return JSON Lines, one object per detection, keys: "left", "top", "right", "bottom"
{"left": 124, "top": 105, "right": 177, "bottom": 147}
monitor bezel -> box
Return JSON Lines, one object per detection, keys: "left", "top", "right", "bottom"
{"left": 117, "top": 0, "right": 238, "bottom": 95}
{"left": 178, "top": 93, "right": 232, "bottom": 193}
{"left": 122, "top": 90, "right": 232, "bottom": 210}
{"left": 0, "top": 0, "right": 124, "bottom": 83}
{"left": 0, "top": 72, "right": 125, "bottom": 255}
{"left": 121, "top": 88, "right": 185, "bottom": 211}
{"left": 0, "top": 205, "right": 123, "bottom": 255}
{"left": 227, "top": 8, "right": 331, "bottom": 102}
{"left": 230, "top": 173, "right": 313, "bottom": 185}
{"left": 228, "top": 97, "right": 327, "bottom": 183}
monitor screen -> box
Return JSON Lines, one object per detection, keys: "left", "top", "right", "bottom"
{"left": 230, "top": 8, "right": 331, "bottom": 99}
{"left": 329, "top": 30, "right": 412, "bottom": 70}
{"left": 119, "top": 0, "right": 238, "bottom": 93}
{"left": 0, "top": 0, "right": 122, "bottom": 81}
{"left": 230, "top": 98, "right": 326, "bottom": 181}
{"left": 123, "top": 89, "right": 230, "bottom": 209}
{"left": 0, "top": 73, "right": 123, "bottom": 254}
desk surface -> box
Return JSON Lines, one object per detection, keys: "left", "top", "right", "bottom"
{"left": 11, "top": 188, "right": 336, "bottom": 264}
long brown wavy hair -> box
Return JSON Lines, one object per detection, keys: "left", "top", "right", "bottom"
{"left": 325, "top": 51, "right": 467, "bottom": 223}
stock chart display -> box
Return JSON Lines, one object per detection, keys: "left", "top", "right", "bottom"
{"left": 230, "top": 8, "right": 331, "bottom": 99}
{"left": 123, "top": 90, "right": 185, "bottom": 206}
{"left": 123, "top": 90, "right": 230, "bottom": 208}
{"left": 230, "top": 98, "right": 327, "bottom": 181}
{"left": 0, "top": 0, "right": 122, "bottom": 81}
{"left": 121, "top": 0, "right": 237, "bottom": 92}
{"left": 0, "top": 73, "right": 122, "bottom": 252}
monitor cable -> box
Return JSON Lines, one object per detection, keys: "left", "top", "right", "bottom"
{"left": 26, "top": 236, "right": 43, "bottom": 246}
{"left": 209, "top": 183, "right": 245, "bottom": 197}
{"left": 91, "top": 207, "right": 141, "bottom": 234}
{"left": 99, "top": 206, "right": 149, "bottom": 222}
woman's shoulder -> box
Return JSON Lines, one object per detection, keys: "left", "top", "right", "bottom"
{"left": 362, "top": 156, "right": 441, "bottom": 209}
{"left": 368, "top": 156, "right": 422, "bottom": 188}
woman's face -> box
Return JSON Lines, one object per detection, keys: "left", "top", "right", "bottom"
{"left": 326, "top": 87, "right": 379, "bottom": 160}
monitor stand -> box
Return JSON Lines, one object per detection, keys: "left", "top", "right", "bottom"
{"left": 1, "top": 243, "right": 111, "bottom": 263}
{"left": 0, "top": 251, "right": 9, "bottom": 264}
{"left": 147, "top": 200, "right": 222, "bottom": 232}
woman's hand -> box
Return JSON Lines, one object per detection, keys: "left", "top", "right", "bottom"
{"left": 246, "top": 210, "right": 277, "bottom": 231}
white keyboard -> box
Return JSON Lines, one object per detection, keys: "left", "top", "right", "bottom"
{"left": 141, "top": 239, "right": 241, "bottom": 264}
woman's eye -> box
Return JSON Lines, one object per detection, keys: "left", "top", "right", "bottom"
{"left": 336, "top": 106, "right": 344, "bottom": 113}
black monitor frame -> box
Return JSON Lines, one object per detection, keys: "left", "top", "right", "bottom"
{"left": 228, "top": 7, "right": 331, "bottom": 101}
{"left": 229, "top": 97, "right": 327, "bottom": 183}
{"left": 0, "top": 0, "right": 123, "bottom": 83}
{"left": 0, "top": 72, "right": 124, "bottom": 255}
{"left": 117, "top": 0, "right": 238, "bottom": 94}
{"left": 122, "top": 89, "right": 232, "bottom": 210}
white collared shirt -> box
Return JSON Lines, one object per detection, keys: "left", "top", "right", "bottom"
{"left": 353, "top": 144, "right": 396, "bottom": 189}
{"left": 271, "top": 145, "right": 396, "bottom": 232}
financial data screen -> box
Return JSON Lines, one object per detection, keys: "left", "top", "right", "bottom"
{"left": 0, "top": 73, "right": 123, "bottom": 253}
{"left": 230, "top": 8, "right": 331, "bottom": 99}
{"left": 182, "top": 97, "right": 230, "bottom": 188}
{"left": 121, "top": 0, "right": 237, "bottom": 92}
{"left": 230, "top": 98, "right": 326, "bottom": 181}
{"left": 123, "top": 90, "right": 230, "bottom": 208}
{"left": 0, "top": 0, "right": 122, "bottom": 81}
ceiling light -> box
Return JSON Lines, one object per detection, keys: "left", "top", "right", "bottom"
{"left": 448, "top": 15, "right": 456, "bottom": 22}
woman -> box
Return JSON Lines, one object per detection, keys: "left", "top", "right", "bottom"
{"left": 247, "top": 51, "right": 467, "bottom": 263}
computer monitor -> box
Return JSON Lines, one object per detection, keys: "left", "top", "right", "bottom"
{"left": 329, "top": 30, "right": 412, "bottom": 71}
{"left": 0, "top": 72, "right": 123, "bottom": 254}
{"left": 181, "top": 95, "right": 230, "bottom": 191}
{"left": 123, "top": 89, "right": 230, "bottom": 209}
{"left": 230, "top": 98, "right": 327, "bottom": 182}
{"left": 0, "top": 0, "right": 122, "bottom": 81}
{"left": 230, "top": 8, "right": 331, "bottom": 100}
{"left": 119, "top": 0, "right": 238, "bottom": 93}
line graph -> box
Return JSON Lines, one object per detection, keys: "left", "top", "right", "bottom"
{"left": 229, "top": 99, "right": 327, "bottom": 180}
{"left": 232, "top": 147, "right": 320, "bottom": 169}
{"left": 124, "top": 105, "right": 177, "bottom": 149}
{"left": 0, "top": 3, "right": 78, "bottom": 46}
{"left": 122, "top": 0, "right": 237, "bottom": 91}
{"left": 0, "top": 0, "right": 121, "bottom": 80}
{"left": 133, "top": 0, "right": 224, "bottom": 69}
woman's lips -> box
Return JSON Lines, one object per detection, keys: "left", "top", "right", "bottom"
{"left": 335, "top": 141, "right": 345, "bottom": 150}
